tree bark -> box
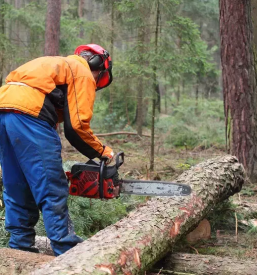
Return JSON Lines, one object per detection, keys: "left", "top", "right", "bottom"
{"left": 251, "top": 0, "right": 257, "bottom": 50}
{"left": 44, "top": 0, "right": 61, "bottom": 56}
{"left": 29, "top": 155, "right": 244, "bottom": 275}
{"left": 157, "top": 252, "right": 257, "bottom": 275}
{"left": 0, "top": 0, "right": 5, "bottom": 85}
{"left": 220, "top": 0, "right": 257, "bottom": 182}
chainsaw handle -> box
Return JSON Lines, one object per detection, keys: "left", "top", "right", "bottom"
{"left": 99, "top": 152, "right": 124, "bottom": 199}
{"left": 99, "top": 159, "right": 105, "bottom": 199}
{"left": 115, "top": 152, "right": 124, "bottom": 168}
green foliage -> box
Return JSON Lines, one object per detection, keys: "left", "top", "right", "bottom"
{"left": 182, "top": 0, "right": 219, "bottom": 22}
{"left": 91, "top": 89, "right": 136, "bottom": 133}
{"left": 3, "top": 2, "right": 46, "bottom": 63}
{"left": 206, "top": 200, "right": 243, "bottom": 232}
{"left": 0, "top": 209, "right": 9, "bottom": 248}
{"left": 67, "top": 196, "right": 127, "bottom": 238}
{"left": 247, "top": 223, "right": 257, "bottom": 235}
{"left": 156, "top": 97, "right": 225, "bottom": 148}
{"left": 0, "top": 192, "right": 141, "bottom": 243}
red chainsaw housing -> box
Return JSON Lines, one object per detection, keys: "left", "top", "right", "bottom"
{"left": 66, "top": 171, "right": 116, "bottom": 199}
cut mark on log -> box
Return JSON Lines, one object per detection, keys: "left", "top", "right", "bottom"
{"left": 179, "top": 208, "right": 191, "bottom": 215}
{"left": 133, "top": 248, "right": 141, "bottom": 268}
{"left": 170, "top": 218, "right": 183, "bottom": 238}
{"left": 179, "top": 195, "right": 205, "bottom": 218}
{"left": 118, "top": 248, "right": 141, "bottom": 270}
{"left": 138, "top": 235, "right": 152, "bottom": 246}
{"left": 95, "top": 264, "right": 116, "bottom": 275}
{"left": 118, "top": 252, "right": 127, "bottom": 267}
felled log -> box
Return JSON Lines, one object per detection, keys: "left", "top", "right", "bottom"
{"left": 30, "top": 155, "right": 245, "bottom": 275}
{"left": 157, "top": 253, "right": 257, "bottom": 275}
{"left": 0, "top": 248, "right": 54, "bottom": 275}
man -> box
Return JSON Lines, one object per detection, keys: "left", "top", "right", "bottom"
{"left": 0, "top": 44, "right": 114, "bottom": 256}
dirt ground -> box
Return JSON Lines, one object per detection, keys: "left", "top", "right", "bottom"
{"left": 61, "top": 133, "right": 225, "bottom": 181}
{"left": 61, "top": 133, "right": 257, "bottom": 263}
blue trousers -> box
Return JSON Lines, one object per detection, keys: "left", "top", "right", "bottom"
{"left": 0, "top": 112, "right": 83, "bottom": 256}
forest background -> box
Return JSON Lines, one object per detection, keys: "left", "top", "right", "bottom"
{"left": 0, "top": 0, "right": 222, "bottom": 153}
{"left": 1, "top": 0, "right": 244, "bottom": 257}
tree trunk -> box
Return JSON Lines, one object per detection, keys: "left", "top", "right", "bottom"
{"left": 44, "top": 0, "right": 61, "bottom": 56}
{"left": 28, "top": 155, "right": 245, "bottom": 275}
{"left": 150, "top": 0, "right": 160, "bottom": 171}
{"left": 251, "top": 0, "right": 257, "bottom": 50}
{"left": 78, "top": 0, "right": 85, "bottom": 38}
{"left": 195, "top": 80, "right": 199, "bottom": 115}
{"left": 157, "top": 253, "right": 257, "bottom": 275}
{"left": 0, "top": 0, "right": 5, "bottom": 85}
{"left": 176, "top": 84, "right": 180, "bottom": 105}
{"left": 136, "top": 26, "right": 145, "bottom": 137}
{"left": 220, "top": 0, "right": 257, "bottom": 182}
{"left": 108, "top": 1, "right": 115, "bottom": 114}
{"left": 150, "top": 96, "right": 156, "bottom": 171}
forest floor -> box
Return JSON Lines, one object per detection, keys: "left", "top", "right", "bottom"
{"left": 60, "top": 133, "right": 257, "bottom": 266}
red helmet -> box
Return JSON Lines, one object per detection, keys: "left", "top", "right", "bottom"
{"left": 74, "top": 44, "right": 113, "bottom": 90}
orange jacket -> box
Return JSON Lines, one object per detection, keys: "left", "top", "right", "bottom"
{"left": 0, "top": 55, "right": 104, "bottom": 159}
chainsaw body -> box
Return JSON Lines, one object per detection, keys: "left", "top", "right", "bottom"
{"left": 66, "top": 152, "right": 124, "bottom": 199}
{"left": 66, "top": 151, "right": 192, "bottom": 199}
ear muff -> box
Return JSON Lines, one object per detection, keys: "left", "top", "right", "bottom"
{"left": 88, "top": 55, "right": 104, "bottom": 71}
{"left": 74, "top": 44, "right": 113, "bottom": 90}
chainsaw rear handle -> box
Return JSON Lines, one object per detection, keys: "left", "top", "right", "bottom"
{"left": 99, "top": 152, "right": 124, "bottom": 199}
{"left": 115, "top": 151, "right": 124, "bottom": 168}
{"left": 99, "top": 159, "right": 105, "bottom": 199}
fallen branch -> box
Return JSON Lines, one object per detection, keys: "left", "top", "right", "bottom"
{"left": 95, "top": 131, "right": 151, "bottom": 137}
{"left": 30, "top": 155, "right": 244, "bottom": 275}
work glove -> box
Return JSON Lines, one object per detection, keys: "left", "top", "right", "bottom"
{"left": 101, "top": 145, "right": 114, "bottom": 165}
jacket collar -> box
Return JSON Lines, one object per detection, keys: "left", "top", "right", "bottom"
{"left": 68, "top": 55, "right": 90, "bottom": 70}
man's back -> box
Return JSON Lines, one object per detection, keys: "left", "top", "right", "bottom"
{"left": 0, "top": 55, "right": 95, "bottom": 127}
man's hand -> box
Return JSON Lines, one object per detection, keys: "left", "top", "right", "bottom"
{"left": 101, "top": 146, "right": 114, "bottom": 164}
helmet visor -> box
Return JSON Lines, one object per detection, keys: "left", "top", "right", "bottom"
{"left": 96, "top": 62, "right": 113, "bottom": 91}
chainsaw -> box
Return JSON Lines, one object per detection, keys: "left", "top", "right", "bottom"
{"left": 65, "top": 152, "right": 192, "bottom": 199}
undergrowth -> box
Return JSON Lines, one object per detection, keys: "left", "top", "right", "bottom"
{"left": 156, "top": 98, "right": 225, "bottom": 149}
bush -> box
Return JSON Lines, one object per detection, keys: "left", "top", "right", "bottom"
{"left": 67, "top": 196, "right": 127, "bottom": 239}
{"left": 156, "top": 97, "right": 225, "bottom": 148}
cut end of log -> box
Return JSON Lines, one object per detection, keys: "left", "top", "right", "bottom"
{"left": 186, "top": 219, "right": 211, "bottom": 244}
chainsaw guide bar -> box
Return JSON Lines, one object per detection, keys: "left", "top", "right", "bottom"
{"left": 120, "top": 179, "right": 192, "bottom": 197}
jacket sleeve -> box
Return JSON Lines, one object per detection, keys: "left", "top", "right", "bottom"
{"left": 63, "top": 73, "right": 105, "bottom": 159}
